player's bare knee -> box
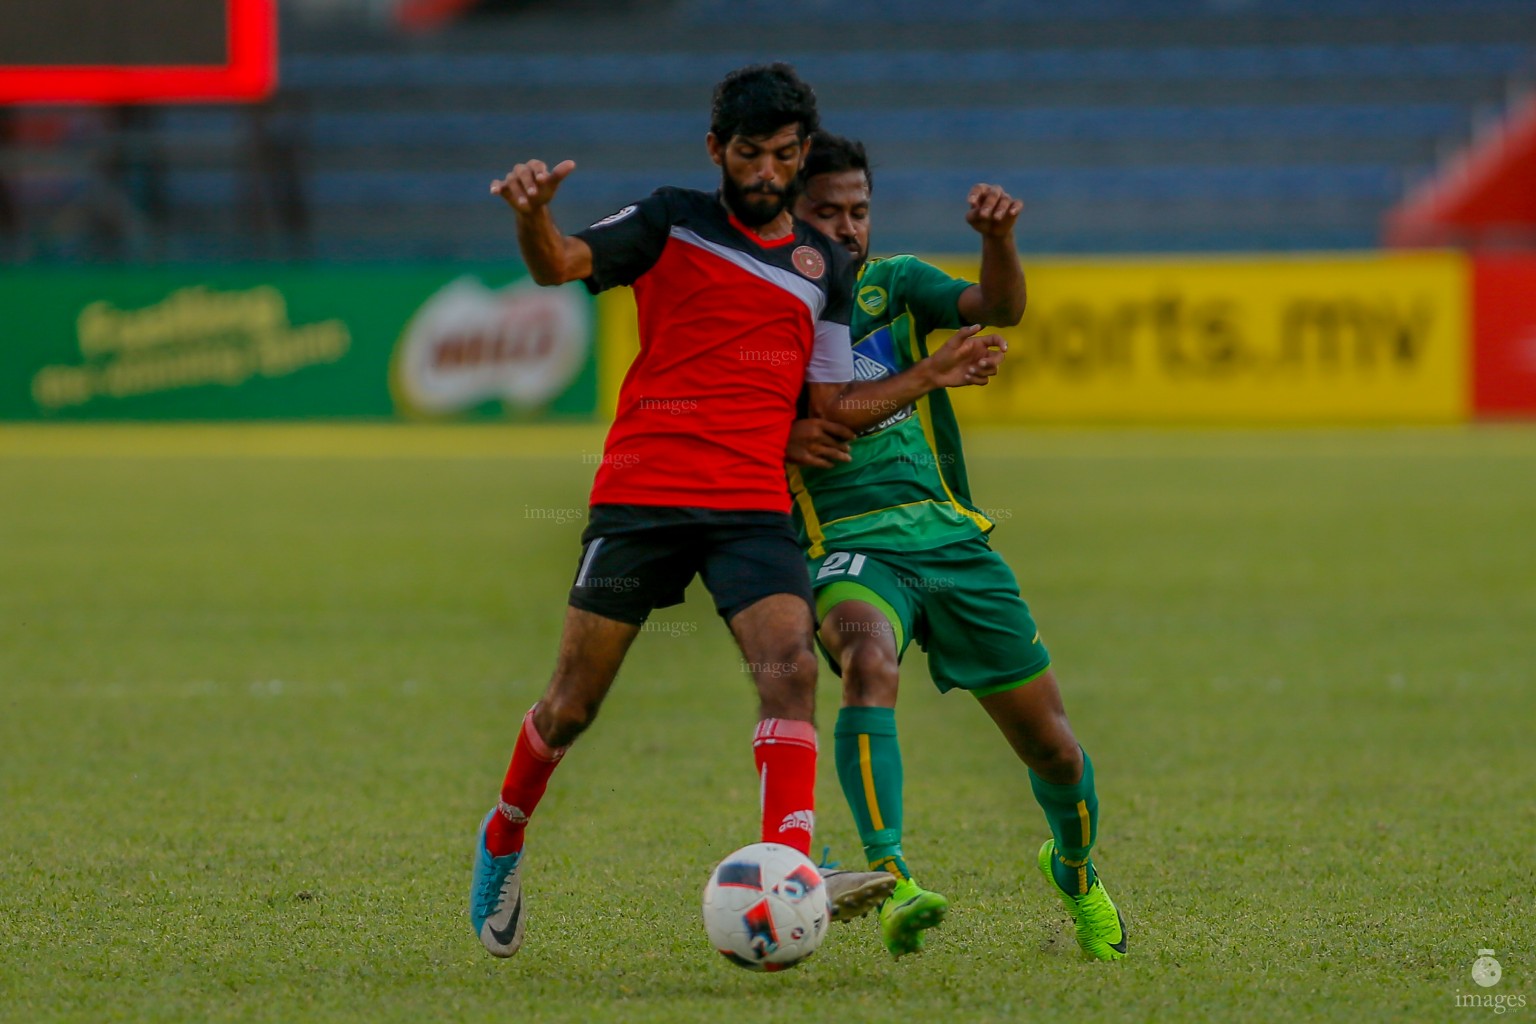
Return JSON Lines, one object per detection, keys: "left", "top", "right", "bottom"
{"left": 752, "top": 649, "right": 818, "bottom": 720}
{"left": 537, "top": 690, "right": 601, "bottom": 747}
{"left": 841, "top": 639, "right": 899, "bottom": 707}
{"left": 1027, "top": 733, "right": 1083, "bottom": 784}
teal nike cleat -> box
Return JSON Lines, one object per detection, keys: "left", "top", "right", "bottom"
{"left": 471, "top": 809, "right": 526, "bottom": 958}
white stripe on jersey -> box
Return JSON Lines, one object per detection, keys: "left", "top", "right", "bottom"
{"left": 667, "top": 226, "right": 827, "bottom": 323}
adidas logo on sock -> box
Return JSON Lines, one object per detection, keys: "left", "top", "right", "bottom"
{"left": 777, "top": 810, "right": 815, "bottom": 835}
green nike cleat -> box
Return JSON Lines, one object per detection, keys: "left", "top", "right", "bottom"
{"left": 1036, "top": 838, "right": 1127, "bottom": 962}
{"left": 878, "top": 878, "right": 949, "bottom": 958}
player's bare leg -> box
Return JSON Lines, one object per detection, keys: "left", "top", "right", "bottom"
{"left": 729, "top": 593, "right": 896, "bottom": 921}
{"left": 532, "top": 605, "right": 642, "bottom": 747}
{"left": 980, "top": 670, "right": 1127, "bottom": 961}
{"left": 729, "top": 592, "right": 819, "bottom": 723}
{"left": 472, "top": 606, "right": 640, "bottom": 958}
{"left": 976, "top": 668, "right": 1081, "bottom": 784}
{"left": 822, "top": 599, "right": 948, "bottom": 956}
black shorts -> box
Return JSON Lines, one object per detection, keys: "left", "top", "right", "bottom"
{"left": 568, "top": 505, "right": 815, "bottom": 626}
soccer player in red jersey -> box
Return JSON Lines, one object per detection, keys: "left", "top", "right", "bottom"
{"left": 469, "top": 64, "right": 1004, "bottom": 960}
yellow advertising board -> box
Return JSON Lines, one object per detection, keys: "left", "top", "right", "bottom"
{"left": 941, "top": 251, "right": 1469, "bottom": 423}
{"left": 596, "top": 287, "right": 640, "bottom": 419}
{"left": 596, "top": 251, "right": 1469, "bottom": 423}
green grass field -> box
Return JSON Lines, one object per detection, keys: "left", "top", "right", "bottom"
{"left": 3, "top": 424, "right": 1533, "bottom": 1023}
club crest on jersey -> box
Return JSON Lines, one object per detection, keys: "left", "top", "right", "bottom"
{"left": 857, "top": 285, "right": 888, "bottom": 315}
{"left": 791, "top": 246, "right": 825, "bottom": 280}
{"left": 589, "top": 204, "right": 637, "bottom": 229}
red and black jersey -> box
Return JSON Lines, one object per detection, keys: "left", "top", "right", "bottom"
{"left": 575, "top": 187, "right": 856, "bottom": 513}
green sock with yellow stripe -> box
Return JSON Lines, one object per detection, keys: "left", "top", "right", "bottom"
{"left": 1029, "top": 748, "right": 1100, "bottom": 896}
{"left": 833, "top": 706, "right": 911, "bottom": 881}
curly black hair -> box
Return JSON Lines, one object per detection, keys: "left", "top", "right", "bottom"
{"left": 801, "top": 131, "right": 872, "bottom": 193}
{"left": 709, "top": 63, "right": 820, "bottom": 144}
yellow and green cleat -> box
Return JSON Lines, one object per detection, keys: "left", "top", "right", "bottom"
{"left": 1036, "top": 838, "right": 1127, "bottom": 961}
{"left": 878, "top": 878, "right": 949, "bottom": 958}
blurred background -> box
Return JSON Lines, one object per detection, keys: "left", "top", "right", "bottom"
{"left": 2, "top": 0, "right": 1535, "bottom": 423}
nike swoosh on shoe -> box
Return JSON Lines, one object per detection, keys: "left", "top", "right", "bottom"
{"left": 1108, "top": 908, "right": 1128, "bottom": 955}
{"left": 485, "top": 894, "right": 524, "bottom": 952}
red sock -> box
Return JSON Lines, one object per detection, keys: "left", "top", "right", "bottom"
{"left": 484, "top": 707, "right": 566, "bottom": 858}
{"left": 753, "top": 718, "right": 817, "bottom": 857}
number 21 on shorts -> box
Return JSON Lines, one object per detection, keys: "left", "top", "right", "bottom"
{"left": 816, "top": 551, "right": 867, "bottom": 581}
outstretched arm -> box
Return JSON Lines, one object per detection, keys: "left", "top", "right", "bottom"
{"left": 956, "top": 183, "right": 1026, "bottom": 327}
{"left": 805, "top": 324, "right": 1007, "bottom": 432}
{"left": 491, "top": 159, "right": 593, "bottom": 286}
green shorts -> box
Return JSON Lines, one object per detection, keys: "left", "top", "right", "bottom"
{"left": 807, "top": 534, "right": 1051, "bottom": 697}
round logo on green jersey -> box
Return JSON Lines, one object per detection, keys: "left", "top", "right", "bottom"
{"left": 857, "top": 285, "right": 888, "bottom": 315}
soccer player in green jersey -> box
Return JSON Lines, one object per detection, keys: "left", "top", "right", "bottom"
{"left": 786, "top": 133, "right": 1128, "bottom": 961}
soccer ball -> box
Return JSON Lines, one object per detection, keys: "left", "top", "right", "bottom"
{"left": 702, "top": 842, "right": 829, "bottom": 971}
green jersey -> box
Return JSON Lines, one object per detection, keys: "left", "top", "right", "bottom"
{"left": 789, "top": 255, "right": 993, "bottom": 557}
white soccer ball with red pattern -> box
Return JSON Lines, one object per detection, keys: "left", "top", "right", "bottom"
{"left": 702, "top": 842, "right": 829, "bottom": 971}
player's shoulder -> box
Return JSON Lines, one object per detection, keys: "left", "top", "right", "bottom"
{"left": 859, "top": 253, "right": 928, "bottom": 286}
{"left": 877, "top": 253, "right": 940, "bottom": 274}
{"left": 654, "top": 185, "right": 707, "bottom": 206}
{"left": 604, "top": 185, "right": 698, "bottom": 220}
{"left": 873, "top": 253, "right": 966, "bottom": 293}
{"left": 657, "top": 186, "right": 732, "bottom": 221}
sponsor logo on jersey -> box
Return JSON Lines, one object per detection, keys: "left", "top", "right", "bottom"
{"left": 778, "top": 809, "right": 815, "bottom": 834}
{"left": 857, "top": 285, "right": 888, "bottom": 316}
{"left": 589, "top": 204, "right": 637, "bottom": 228}
{"left": 853, "top": 325, "right": 899, "bottom": 376}
{"left": 850, "top": 325, "right": 914, "bottom": 431}
{"left": 852, "top": 350, "right": 889, "bottom": 382}
{"left": 791, "top": 245, "right": 825, "bottom": 280}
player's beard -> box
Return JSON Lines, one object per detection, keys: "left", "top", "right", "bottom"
{"left": 721, "top": 173, "right": 801, "bottom": 228}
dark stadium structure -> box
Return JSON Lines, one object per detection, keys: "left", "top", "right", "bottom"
{"left": 2, "top": 0, "right": 1533, "bottom": 262}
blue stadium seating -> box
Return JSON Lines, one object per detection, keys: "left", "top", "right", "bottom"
{"left": 282, "top": 44, "right": 1530, "bottom": 90}
{"left": 678, "top": 0, "right": 1536, "bottom": 24}
{"left": 9, "top": 0, "right": 1534, "bottom": 259}
{"left": 158, "top": 104, "right": 1467, "bottom": 147}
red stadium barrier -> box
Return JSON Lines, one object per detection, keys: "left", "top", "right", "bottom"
{"left": 1471, "top": 254, "right": 1536, "bottom": 417}
{"left": 1385, "top": 94, "right": 1536, "bottom": 248}
{"left": 0, "top": 0, "right": 275, "bottom": 105}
